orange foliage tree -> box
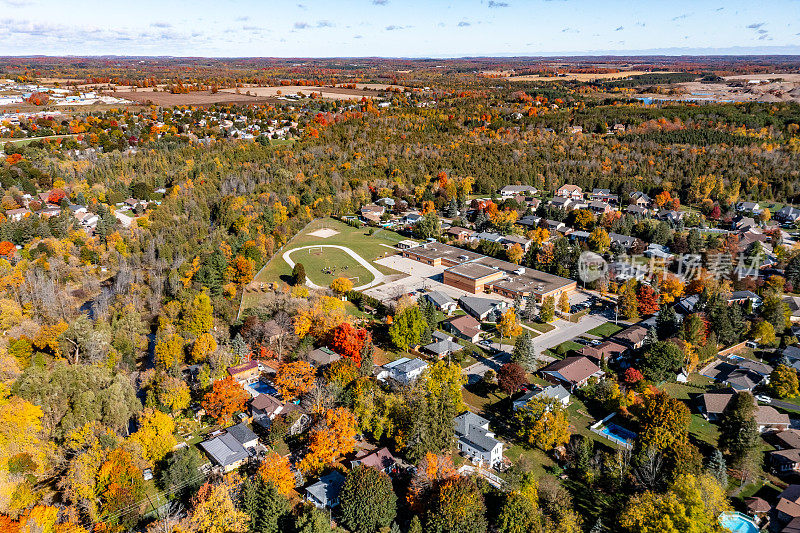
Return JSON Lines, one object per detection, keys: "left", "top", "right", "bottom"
{"left": 257, "top": 451, "right": 296, "bottom": 496}
{"left": 0, "top": 241, "right": 15, "bottom": 258}
{"left": 407, "top": 453, "right": 457, "bottom": 512}
{"left": 47, "top": 188, "right": 67, "bottom": 205}
{"left": 330, "top": 323, "right": 370, "bottom": 367}
{"left": 201, "top": 376, "right": 249, "bottom": 424}
{"left": 299, "top": 407, "right": 357, "bottom": 473}
{"left": 274, "top": 360, "right": 316, "bottom": 401}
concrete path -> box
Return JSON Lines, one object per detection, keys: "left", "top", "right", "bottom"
{"left": 283, "top": 245, "right": 385, "bottom": 291}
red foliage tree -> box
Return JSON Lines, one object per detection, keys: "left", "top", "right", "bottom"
{"left": 623, "top": 367, "right": 644, "bottom": 385}
{"left": 330, "top": 322, "right": 370, "bottom": 367}
{"left": 636, "top": 284, "right": 660, "bottom": 316}
{"left": 497, "top": 362, "right": 526, "bottom": 395}
{"left": 47, "top": 188, "right": 66, "bottom": 205}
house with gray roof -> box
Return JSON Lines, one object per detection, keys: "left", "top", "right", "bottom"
{"left": 454, "top": 411, "right": 504, "bottom": 467}
{"left": 306, "top": 346, "right": 342, "bottom": 367}
{"left": 306, "top": 471, "right": 346, "bottom": 509}
{"left": 512, "top": 384, "right": 571, "bottom": 410}
{"left": 422, "top": 338, "right": 462, "bottom": 359}
{"left": 422, "top": 291, "right": 457, "bottom": 313}
{"left": 500, "top": 185, "right": 538, "bottom": 197}
{"left": 226, "top": 423, "right": 259, "bottom": 449}
{"left": 199, "top": 432, "right": 250, "bottom": 472}
{"left": 776, "top": 206, "right": 800, "bottom": 224}
{"left": 377, "top": 357, "right": 429, "bottom": 385}
{"left": 473, "top": 231, "right": 504, "bottom": 243}
{"left": 458, "top": 295, "right": 508, "bottom": 322}
{"left": 609, "top": 232, "right": 638, "bottom": 250}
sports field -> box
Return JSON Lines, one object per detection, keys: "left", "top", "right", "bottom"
{"left": 242, "top": 218, "right": 410, "bottom": 310}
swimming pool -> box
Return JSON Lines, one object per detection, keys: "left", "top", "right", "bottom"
{"left": 247, "top": 380, "right": 278, "bottom": 397}
{"left": 599, "top": 423, "right": 637, "bottom": 444}
{"left": 719, "top": 512, "right": 758, "bottom": 533}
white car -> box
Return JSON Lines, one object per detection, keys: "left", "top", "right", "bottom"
{"left": 755, "top": 395, "right": 772, "bottom": 404}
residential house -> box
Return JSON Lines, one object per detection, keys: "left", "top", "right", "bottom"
{"left": 777, "top": 206, "right": 800, "bottom": 224}
{"left": 728, "top": 290, "right": 762, "bottom": 308}
{"left": 458, "top": 296, "right": 508, "bottom": 322}
{"left": 625, "top": 204, "right": 650, "bottom": 217}
{"left": 517, "top": 215, "right": 542, "bottom": 229}
{"left": 250, "top": 393, "right": 301, "bottom": 425}
{"left": 306, "top": 346, "right": 342, "bottom": 367}
{"left": 784, "top": 296, "right": 800, "bottom": 323}
{"left": 421, "top": 291, "right": 457, "bottom": 314}
{"left": 446, "top": 227, "right": 475, "bottom": 242}
{"left": 377, "top": 357, "right": 429, "bottom": 385}
{"left": 556, "top": 185, "right": 583, "bottom": 201}
{"left": 589, "top": 189, "right": 618, "bottom": 204}
{"left": 629, "top": 191, "right": 652, "bottom": 208}
{"left": 500, "top": 185, "right": 538, "bottom": 197}
{"left": 612, "top": 325, "right": 649, "bottom": 350}
{"left": 404, "top": 212, "right": 423, "bottom": 225}
{"left": 350, "top": 447, "right": 399, "bottom": 474}
{"left": 306, "top": 471, "right": 346, "bottom": 509}
{"left": 539, "top": 356, "right": 604, "bottom": 391}
{"left": 454, "top": 411, "right": 504, "bottom": 467}
{"left": 360, "top": 204, "right": 385, "bottom": 223}
{"left": 698, "top": 392, "right": 788, "bottom": 431}
{"left": 227, "top": 423, "right": 259, "bottom": 449}
{"left": 444, "top": 315, "right": 483, "bottom": 343}
{"left": 609, "top": 232, "right": 638, "bottom": 251}
{"left": 736, "top": 201, "right": 761, "bottom": 213}
{"left": 644, "top": 243, "right": 675, "bottom": 261}
{"left": 473, "top": 231, "right": 505, "bottom": 244}
{"left": 549, "top": 196, "right": 572, "bottom": 210}
{"left": 733, "top": 216, "right": 758, "bottom": 232}
{"left": 199, "top": 423, "right": 258, "bottom": 472}
{"left": 658, "top": 210, "right": 685, "bottom": 224}
{"left": 588, "top": 200, "right": 613, "bottom": 215}
{"left": 580, "top": 341, "right": 628, "bottom": 365}
{"left": 5, "top": 207, "right": 30, "bottom": 222}
{"left": 770, "top": 448, "right": 800, "bottom": 475}
{"left": 422, "top": 338, "right": 462, "bottom": 359}
{"left": 500, "top": 234, "right": 533, "bottom": 252}
{"left": 774, "top": 485, "right": 800, "bottom": 530}
{"left": 228, "top": 361, "right": 260, "bottom": 386}
{"left": 545, "top": 219, "right": 567, "bottom": 233}
{"left": 512, "top": 384, "right": 571, "bottom": 410}
{"left": 199, "top": 432, "right": 250, "bottom": 472}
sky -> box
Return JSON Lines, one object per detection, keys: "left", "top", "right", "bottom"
{"left": 0, "top": 0, "right": 799, "bottom": 57}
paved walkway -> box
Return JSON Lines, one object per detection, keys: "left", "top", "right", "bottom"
{"left": 282, "top": 245, "right": 386, "bottom": 291}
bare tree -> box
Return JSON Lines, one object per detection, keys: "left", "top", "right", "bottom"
{"left": 634, "top": 447, "right": 665, "bottom": 491}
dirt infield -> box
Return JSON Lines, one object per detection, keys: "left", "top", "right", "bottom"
{"left": 307, "top": 228, "right": 340, "bottom": 239}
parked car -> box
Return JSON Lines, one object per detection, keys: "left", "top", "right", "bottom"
{"left": 755, "top": 395, "right": 772, "bottom": 404}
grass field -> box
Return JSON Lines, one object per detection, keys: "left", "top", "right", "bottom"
{"left": 243, "top": 218, "right": 406, "bottom": 310}
{"left": 585, "top": 322, "right": 622, "bottom": 338}
{"left": 286, "top": 247, "right": 374, "bottom": 287}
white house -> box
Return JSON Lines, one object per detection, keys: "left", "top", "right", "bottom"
{"left": 512, "top": 384, "right": 571, "bottom": 410}
{"left": 377, "top": 357, "right": 429, "bottom": 385}
{"left": 454, "top": 411, "right": 504, "bottom": 467}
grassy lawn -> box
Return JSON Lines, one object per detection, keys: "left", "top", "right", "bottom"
{"left": 287, "top": 247, "right": 375, "bottom": 287}
{"left": 524, "top": 321, "right": 556, "bottom": 333}
{"left": 688, "top": 413, "right": 720, "bottom": 446}
{"left": 544, "top": 340, "right": 584, "bottom": 359}
{"left": 585, "top": 322, "right": 623, "bottom": 338}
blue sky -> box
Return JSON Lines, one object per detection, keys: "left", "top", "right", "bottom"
{"left": 1, "top": 0, "right": 799, "bottom": 57}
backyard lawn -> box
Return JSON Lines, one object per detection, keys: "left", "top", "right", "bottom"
{"left": 544, "top": 340, "right": 584, "bottom": 359}
{"left": 524, "top": 321, "right": 557, "bottom": 333}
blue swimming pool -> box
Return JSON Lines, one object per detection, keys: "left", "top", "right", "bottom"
{"left": 600, "top": 423, "right": 637, "bottom": 444}
{"left": 248, "top": 380, "right": 278, "bottom": 396}
{"left": 719, "top": 512, "right": 758, "bottom": 533}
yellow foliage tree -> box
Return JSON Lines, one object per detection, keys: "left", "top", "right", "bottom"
{"left": 497, "top": 309, "right": 522, "bottom": 340}
{"left": 191, "top": 332, "right": 217, "bottom": 363}
{"left": 330, "top": 276, "right": 354, "bottom": 295}
{"left": 155, "top": 334, "right": 185, "bottom": 370}
{"left": 293, "top": 295, "right": 348, "bottom": 337}
{"left": 257, "top": 452, "right": 295, "bottom": 496}
{"left": 190, "top": 481, "right": 248, "bottom": 533}
{"left": 300, "top": 407, "right": 357, "bottom": 473}
{"left": 129, "top": 408, "right": 177, "bottom": 466}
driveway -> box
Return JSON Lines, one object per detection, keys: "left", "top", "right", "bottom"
{"left": 283, "top": 245, "right": 385, "bottom": 291}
